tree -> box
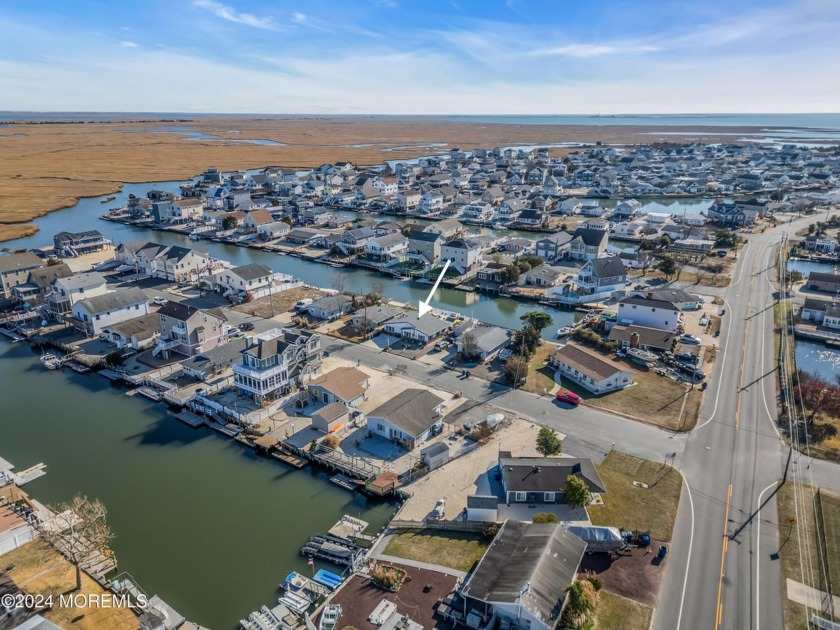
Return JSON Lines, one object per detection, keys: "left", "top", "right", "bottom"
{"left": 563, "top": 580, "right": 599, "bottom": 630}
{"left": 658, "top": 234, "right": 672, "bottom": 248}
{"left": 535, "top": 426, "right": 563, "bottom": 456}
{"left": 221, "top": 215, "right": 239, "bottom": 230}
{"left": 520, "top": 311, "right": 553, "bottom": 333}
{"left": 46, "top": 258, "right": 63, "bottom": 267}
{"left": 504, "top": 356, "right": 528, "bottom": 387}
{"left": 714, "top": 229, "right": 738, "bottom": 248}
{"left": 41, "top": 494, "right": 115, "bottom": 592}
{"left": 491, "top": 252, "right": 504, "bottom": 264}
{"left": 518, "top": 254, "right": 544, "bottom": 269}
{"left": 281, "top": 216, "right": 293, "bottom": 226}
{"left": 564, "top": 475, "right": 591, "bottom": 507}
{"left": 104, "top": 351, "right": 124, "bottom": 369}
{"left": 793, "top": 375, "right": 840, "bottom": 423}
{"left": 512, "top": 326, "right": 541, "bottom": 359}
{"left": 500, "top": 264, "right": 521, "bottom": 285}
{"left": 532, "top": 513, "right": 558, "bottom": 523}
{"left": 460, "top": 331, "right": 480, "bottom": 361}
{"left": 657, "top": 256, "right": 677, "bottom": 278}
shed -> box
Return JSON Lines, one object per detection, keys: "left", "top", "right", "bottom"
{"left": 311, "top": 402, "right": 350, "bottom": 433}
{"left": 420, "top": 441, "right": 450, "bottom": 471}
{"left": 466, "top": 495, "right": 499, "bottom": 522}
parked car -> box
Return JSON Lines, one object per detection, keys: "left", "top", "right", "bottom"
{"left": 178, "top": 281, "right": 191, "bottom": 288}
{"left": 152, "top": 296, "right": 168, "bottom": 306}
{"left": 676, "top": 363, "right": 706, "bottom": 380}
{"left": 717, "top": 250, "right": 728, "bottom": 257}
{"left": 295, "top": 298, "right": 314, "bottom": 311}
{"left": 432, "top": 499, "right": 446, "bottom": 520}
{"left": 240, "top": 322, "right": 255, "bottom": 331}
{"left": 227, "top": 327, "right": 241, "bottom": 336}
{"left": 556, "top": 391, "right": 582, "bottom": 406}
{"left": 499, "top": 348, "right": 513, "bottom": 362}
{"left": 434, "top": 340, "right": 451, "bottom": 352}
{"left": 674, "top": 352, "right": 700, "bottom": 365}
{"left": 680, "top": 334, "right": 701, "bottom": 345}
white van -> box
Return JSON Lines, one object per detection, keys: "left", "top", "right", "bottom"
{"left": 295, "top": 298, "right": 314, "bottom": 311}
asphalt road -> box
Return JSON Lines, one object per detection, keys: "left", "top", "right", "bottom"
{"left": 328, "top": 216, "right": 840, "bottom": 630}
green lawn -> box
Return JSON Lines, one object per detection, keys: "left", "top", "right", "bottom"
{"left": 777, "top": 483, "right": 840, "bottom": 629}
{"left": 383, "top": 529, "right": 489, "bottom": 573}
{"left": 588, "top": 451, "right": 683, "bottom": 542}
{"left": 594, "top": 590, "right": 653, "bottom": 630}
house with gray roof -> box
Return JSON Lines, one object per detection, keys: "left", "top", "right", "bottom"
{"left": 47, "top": 271, "right": 108, "bottom": 317}
{"left": 551, "top": 343, "right": 633, "bottom": 394}
{"left": 535, "top": 232, "right": 573, "bottom": 261}
{"left": 306, "top": 294, "right": 355, "bottom": 320}
{"left": 181, "top": 338, "right": 251, "bottom": 381}
{"left": 573, "top": 256, "right": 626, "bottom": 296}
{"left": 458, "top": 325, "right": 510, "bottom": 362}
{"left": 10, "top": 263, "right": 72, "bottom": 304}
{"left": 568, "top": 227, "right": 609, "bottom": 260}
{"left": 0, "top": 252, "right": 44, "bottom": 299}
{"left": 102, "top": 314, "right": 161, "bottom": 351}
{"left": 350, "top": 305, "right": 402, "bottom": 332}
{"left": 408, "top": 230, "right": 443, "bottom": 266}
{"left": 71, "top": 287, "right": 150, "bottom": 335}
{"left": 383, "top": 312, "right": 451, "bottom": 344}
{"left": 367, "top": 389, "right": 445, "bottom": 449}
{"left": 460, "top": 520, "right": 587, "bottom": 630}
{"left": 499, "top": 453, "right": 606, "bottom": 503}
{"left": 617, "top": 295, "right": 682, "bottom": 331}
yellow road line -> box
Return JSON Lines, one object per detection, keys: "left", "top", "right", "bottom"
{"left": 714, "top": 484, "right": 733, "bottom": 630}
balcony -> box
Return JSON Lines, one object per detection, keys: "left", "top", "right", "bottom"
{"left": 233, "top": 361, "right": 287, "bottom": 381}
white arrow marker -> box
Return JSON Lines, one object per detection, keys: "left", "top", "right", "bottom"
{"left": 418, "top": 260, "right": 450, "bottom": 317}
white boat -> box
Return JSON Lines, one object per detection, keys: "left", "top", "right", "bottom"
{"left": 189, "top": 233, "right": 202, "bottom": 241}
{"left": 492, "top": 222, "right": 507, "bottom": 230}
{"left": 319, "top": 604, "right": 342, "bottom": 630}
{"left": 278, "top": 591, "right": 311, "bottom": 615}
{"left": 557, "top": 326, "right": 574, "bottom": 338}
{"left": 40, "top": 353, "right": 62, "bottom": 370}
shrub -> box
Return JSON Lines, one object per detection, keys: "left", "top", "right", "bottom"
{"left": 373, "top": 565, "right": 405, "bottom": 591}
{"left": 533, "top": 513, "right": 558, "bottom": 523}
{"left": 322, "top": 434, "right": 340, "bottom": 450}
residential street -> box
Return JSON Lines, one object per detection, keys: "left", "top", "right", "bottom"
{"left": 330, "top": 213, "right": 840, "bottom": 630}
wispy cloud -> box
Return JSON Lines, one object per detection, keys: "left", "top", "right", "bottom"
{"left": 119, "top": 41, "right": 140, "bottom": 48}
{"left": 531, "top": 43, "right": 660, "bottom": 58}
{"left": 291, "top": 12, "right": 333, "bottom": 32}
{"left": 193, "top": 0, "right": 277, "bottom": 30}
{"left": 372, "top": 0, "right": 398, "bottom": 7}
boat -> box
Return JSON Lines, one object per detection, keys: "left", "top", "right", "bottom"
{"left": 627, "top": 347, "right": 658, "bottom": 365}
{"left": 278, "top": 591, "right": 311, "bottom": 615}
{"left": 281, "top": 571, "right": 310, "bottom": 594}
{"left": 189, "top": 233, "right": 202, "bottom": 241}
{"left": 100, "top": 196, "right": 116, "bottom": 203}
{"left": 312, "top": 569, "right": 343, "bottom": 591}
{"left": 492, "top": 222, "right": 507, "bottom": 230}
{"left": 319, "top": 604, "right": 342, "bottom": 630}
{"left": 40, "top": 353, "right": 62, "bottom": 370}
{"left": 557, "top": 326, "right": 574, "bottom": 338}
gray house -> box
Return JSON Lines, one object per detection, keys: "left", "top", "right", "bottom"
{"left": 306, "top": 294, "right": 355, "bottom": 320}
{"left": 499, "top": 453, "right": 606, "bottom": 505}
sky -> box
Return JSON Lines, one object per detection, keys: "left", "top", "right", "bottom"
{"left": 1, "top": 0, "right": 839, "bottom": 114}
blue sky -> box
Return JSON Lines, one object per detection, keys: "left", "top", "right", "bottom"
{"left": 1, "top": 0, "right": 839, "bottom": 113}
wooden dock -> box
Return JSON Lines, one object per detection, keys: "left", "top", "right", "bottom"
{"left": 173, "top": 410, "right": 206, "bottom": 428}
{"left": 271, "top": 450, "right": 309, "bottom": 469}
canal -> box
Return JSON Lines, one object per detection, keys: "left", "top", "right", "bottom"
{"left": 0, "top": 340, "right": 394, "bottom": 628}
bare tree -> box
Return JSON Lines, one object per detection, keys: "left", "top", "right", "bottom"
{"left": 460, "top": 330, "right": 480, "bottom": 361}
{"left": 330, "top": 270, "right": 348, "bottom": 294}
{"left": 41, "top": 494, "right": 115, "bottom": 592}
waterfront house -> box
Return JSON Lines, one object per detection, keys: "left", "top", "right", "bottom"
{"left": 374, "top": 221, "right": 403, "bottom": 237}
{"left": 457, "top": 325, "right": 510, "bottom": 362}
{"left": 806, "top": 272, "right": 840, "bottom": 295}
{"left": 53, "top": 230, "right": 109, "bottom": 258}
{"left": 476, "top": 262, "right": 507, "bottom": 285}
{"left": 152, "top": 198, "right": 205, "bottom": 224}
{"left": 285, "top": 228, "right": 324, "bottom": 245}
{"left": 233, "top": 329, "right": 322, "bottom": 405}
{"left": 46, "top": 271, "right": 108, "bottom": 318}
{"left": 181, "top": 338, "right": 251, "bottom": 381}
{"left": 350, "top": 305, "right": 401, "bottom": 332}
{"left": 242, "top": 209, "right": 274, "bottom": 232}
{"left": 211, "top": 263, "right": 282, "bottom": 298}
{"left": 617, "top": 295, "right": 681, "bottom": 331}
{"left": 383, "top": 313, "right": 450, "bottom": 344}
{"left": 441, "top": 238, "right": 482, "bottom": 273}
{"left": 136, "top": 244, "right": 210, "bottom": 282}
{"left": 557, "top": 199, "right": 582, "bottom": 215}
{"left": 706, "top": 201, "right": 752, "bottom": 227}
{"left": 681, "top": 213, "right": 708, "bottom": 227}
{"left": 306, "top": 294, "right": 355, "bottom": 320}
{"left": 799, "top": 297, "right": 840, "bottom": 329}
{"left": 102, "top": 314, "right": 160, "bottom": 351}
{"left": 613, "top": 220, "right": 645, "bottom": 240}
{"left": 408, "top": 231, "right": 443, "bottom": 266}
{"left": 0, "top": 252, "right": 44, "bottom": 299}
{"left": 308, "top": 366, "right": 370, "bottom": 406}
{"left": 115, "top": 240, "right": 154, "bottom": 267}
{"left": 518, "top": 209, "right": 546, "bottom": 226}
{"left": 804, "top": 234, "right": 839, "bottom": 254}
{"left": 551, "top": 343, "right": 633, "bottom": 394}
{"left": 71, "top": 287, "right": 150, "bottom": 336}
{"left": 618, "top": 249, "right": 650, "bottom": 270}
{"left": 154, "top": 301, "right": 227, "bottom": 358}
{"left": 397, "top": 190, "right": 422, "bottom": 212}
{"left": 535, "top": 232, "right": 573, "bottom": 261}
{"left": 367, "top": 389, "right": 445, "bottom": 449}
{"left": 568, "top": 227, "right": 608, "bottom": 260}
{"left": 365, "top": 233, "right": 409, "bottom": 263}
{"left": 573, "top": 256, "right": 627, "bottom": 297}
{"left": 10, "top": 263, "right": 72, "bottom": 305}
{"left": 419, "top": 190, "right": 444, "bottom": 214}
{"left": 613, "top": 200, "right": 642, "bottom": 218}
{"left": 257, "top": 221, "right": 290, "bottom": 240}
{"left": 423, "top": 219, "right": 463, "bottom": 240}
{"left": 341, "top": 227, "right": 375, "bottom": 254}
{"left": 463, "top": 202, "right": 493, "bottom": 221}
{"left": 608, "top": 324, "right": 675, "bottom": 352}
{"left": 499, "top": 453, "right": 606, "bottom": 505}
{"left": 459, "top": 520, "right": 587, "bottom": 630}
{"left": 520, "top": 266, "right": 562, "bottom": 287}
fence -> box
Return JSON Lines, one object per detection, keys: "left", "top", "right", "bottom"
{"left": 0, "top": 526, "right": 36, "bottom": 556}
{"left": 389, "top": 519, "right": 493, "bottom": 533}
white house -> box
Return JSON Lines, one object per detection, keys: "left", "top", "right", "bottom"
{"left": 551, "top": 343, "right": 633, "bottom": 394}
{"left": 46, "top": 272, "right": 108, "bottom": 318}
{"left": 212, "top": 263, "right": 286, "bottom": 298}
{"left": 573, "top": 256, "right": 627, "bottom": 296}
{"left": 617, "top": 295, "right": 682, "bottom": 331}
{"left": 71, "top": 287, "right": 150, "bottom": 335}
{"left": 136, "top": 244, "right": 211, "bottom": 282}
{"left": 365, "top": 233, "right": 409, "bottom": 263}
{"left": 367, "top": 389, "right": 446, "bottom": 449}
{"left": 383, "top": 313, "right": 450, "bottom": 344}
{"left": 419, "top": 191, "right": 444, "bottom": 214}
{"left": 441, "top": 238, "right": 481, "bottom": 273}
{"left": 397, "top": 190, "right": 422, "bottom": 212}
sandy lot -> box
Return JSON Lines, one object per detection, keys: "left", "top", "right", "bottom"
{"left": 397, "top": 418, "right": 567, "bottom": 522}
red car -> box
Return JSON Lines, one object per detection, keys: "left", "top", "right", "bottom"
{"left": 556, "top": 391, "right": 581, "bottom": 406}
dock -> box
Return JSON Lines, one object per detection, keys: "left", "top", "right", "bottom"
{"left": 0, "top": 457, "right": 47, "bottom": 487}
{"left": 0, "top": 328, "right": 25, "bottom": 342}
{"left": 272, "top": 450, "right": 309, "bottom": 469}
{"left": 174, "top": 410, "right": 206, "bottom": 428}
{"left": 329, "top": 474, "right": 359, "bottom": 492}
